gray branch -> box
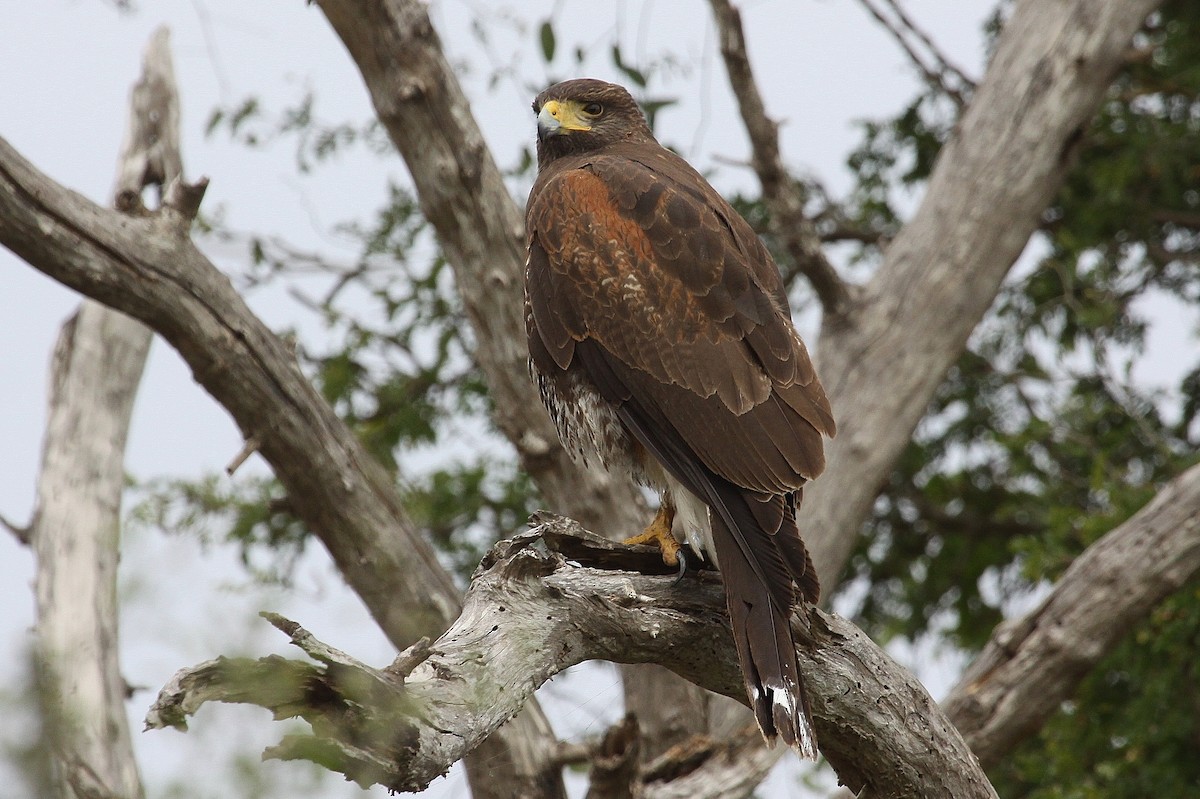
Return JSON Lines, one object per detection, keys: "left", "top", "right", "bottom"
{"left": 945, "top": 461, "right": 1200, "bottom": 766}
{"left": 28, "top": 27, "right": 182, "bottom": 799}
{"left": 854, "top": 0, "right": 975, "bottom": 107}
{"left": 144, "top": 455, "right": 1200, "bottom": 796}
{"left": 0, "top": 134, "right": 460, "bottom": 649}
{"left": 147, "top": 514, "right": 998, "bottom": 799}
{"left": 708, "top": 0, "right": 853, "bottom": 315}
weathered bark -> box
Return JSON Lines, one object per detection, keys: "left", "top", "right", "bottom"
{"left": 147, "top": 516, "right": 998, "bottom": 799}
{"left": 28, "top": 28, "right": 181, "bottom": 799}
{"left": 801, "top": 0, "right": 1165, "bottom": 590}
{"left": 33, "top": 306, "right": 149, "bottom": 799}
{"left": 944, "top": 460, "right": 1200, "bottom": 767}
{"left": 145, "top": 447, "right": 1200, "bottom": 796}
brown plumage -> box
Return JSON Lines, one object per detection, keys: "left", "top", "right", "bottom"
{"left": 524, "top": 78, "right": 835, "bottom": 758}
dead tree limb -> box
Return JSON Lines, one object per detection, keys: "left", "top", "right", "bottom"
{"left": 147, "top": 515, "right": 998, "bottom": 799}
{"left": 708, "top": 0, "right": 853, "bottom": 316}
{"left": 28, "top": 27, "right": 181, "bottom": 799}
{"left": 0, "top": 134, "right": 459, "bottom": 650}
{"left": 145, "top": 452, "right": 1200, "bottom": 796}
{"left": 854, "top": 0, "right": 976, "bottom": 107}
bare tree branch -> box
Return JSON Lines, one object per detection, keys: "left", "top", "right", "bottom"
{"left": 0, "top": 132, "right": 460, "bottom": 647}
{"left": 801, "top": 0, "right": 1166, "bottom": 591}
{"left": 708, "top": 0, "right": 853, "bottom": 316}
{"left": 32, "top": 303, "right": 151, "bottom": 799}
{"left": 855, "top": 0, "right": 976, "bottom": 108}
{"left": 112, "top": 28, "right": 183, "bottom": 215}
{"left": 27, "top": 27, "right": 184, "bottom": 799}
{"left": 0, "top": 511, "right": 29, "bottom": 544}
{"left": 143, "top": 456, "right": 1200, "bottom": 796}
{"left": 945, "top": 461, "right": 1200, "bottom": 767}
{"left": 147, "top": 515, "right": 999, "bottom": 799}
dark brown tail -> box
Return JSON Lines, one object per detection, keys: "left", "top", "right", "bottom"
{"left": 708, "top": 487, "right": 819, "bottom": 759}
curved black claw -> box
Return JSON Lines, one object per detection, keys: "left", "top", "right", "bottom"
{"left": 671, "top": 548, "right": 688, "bottom": 586}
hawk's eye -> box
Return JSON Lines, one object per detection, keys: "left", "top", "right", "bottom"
{"left": 581, "top": 102, "right": 603, "bottom": 117}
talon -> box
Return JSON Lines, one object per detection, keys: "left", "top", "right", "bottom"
{"left": 622, "top": 502, "right": 681, "bottom": 568}
{"left": 671, "top": 548, "right": 688, "bottom": 585}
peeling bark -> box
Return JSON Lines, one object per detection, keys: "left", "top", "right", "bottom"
{"left": 147, "top": 516, "right": 998, "bottom": 799}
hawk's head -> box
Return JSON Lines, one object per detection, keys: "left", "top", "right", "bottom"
{"left": 532, "top": 79, "right": 653, "bottom": 165}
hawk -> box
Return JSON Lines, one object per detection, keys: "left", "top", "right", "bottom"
{"left": 524, "top": 78, "right": 835, "bottom": 758}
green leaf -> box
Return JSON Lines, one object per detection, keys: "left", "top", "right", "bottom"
{"left": 539, "top": 19, "right": 556, "bottom": 63}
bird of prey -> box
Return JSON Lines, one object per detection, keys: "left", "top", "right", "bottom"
{"left": 523, "top": 78, "right": 835, "bottom": 758}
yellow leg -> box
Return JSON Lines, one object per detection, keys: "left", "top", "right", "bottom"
{"left": 622, "top": 502, "right": 681, "bottom": 566}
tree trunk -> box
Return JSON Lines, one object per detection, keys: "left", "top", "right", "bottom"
{"left": 28, "top": 27, "right": 185, "bottom": 799}
{"left": 33, "top": 302, "right": 150, "bottom": 799}
{"left": 803, "top": 0, "right": 1165, "bottom": 591}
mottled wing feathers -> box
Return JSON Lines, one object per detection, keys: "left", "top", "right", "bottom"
{"left": 526, "top": 151, "right": 833, "bottom": 491}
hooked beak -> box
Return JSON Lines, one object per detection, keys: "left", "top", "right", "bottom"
{"left": 537, "top": 103, "right": 562, "bottom": 137}
{"left": 537, "top": 100, "right": 590, "bottom": 138}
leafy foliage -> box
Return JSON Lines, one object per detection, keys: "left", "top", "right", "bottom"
{"left": 834, "top": 0, "right": 1200, "bottom": 789}
{"left": 130, "top": 473, "right": 308, "bottom": 585}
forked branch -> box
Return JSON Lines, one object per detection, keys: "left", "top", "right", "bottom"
{"left": 147, "top": 515, "right": 997, "bottom": 799}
